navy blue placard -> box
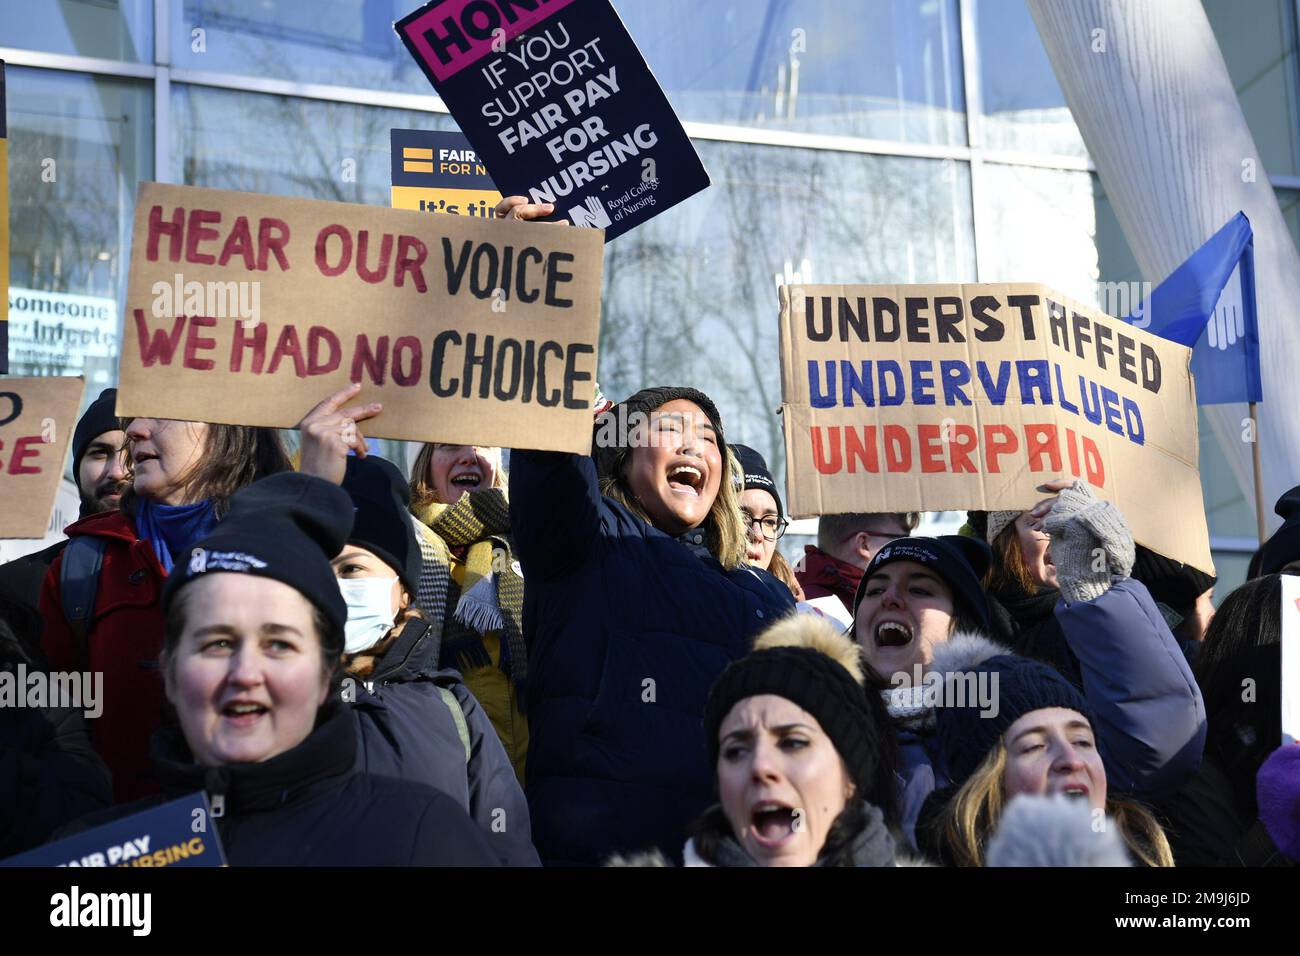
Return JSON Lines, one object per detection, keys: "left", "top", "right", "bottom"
{"left": 1, "top": 792, "right": 227, "bottom": 868}
{"left": 395, "top": 0, "right": 710, "bottom": 241}
{"left": 390, "top": 127, "right": 498, "bottom": 190}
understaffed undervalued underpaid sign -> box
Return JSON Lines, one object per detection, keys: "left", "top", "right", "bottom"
{"left": 779, "top": 283, "right": 1212, "bottom": 574}
{"left": 395, "top": 0, "right": 710, "bottom": 240}
{"left": 0, "top": 376, "right": 84, "bottom": 538}
{"left": 117, "top": 182, "right": 604, "bottom": 454}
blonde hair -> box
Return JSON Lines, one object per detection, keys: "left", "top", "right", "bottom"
{"left": 409, "top": 443, "right": 507, "bottom": 507}
{"left": 600, "top": 445, "right": 748, "bottom": 571}
{"left": 939, "top": 743, "right": 1174, "bottom": 867}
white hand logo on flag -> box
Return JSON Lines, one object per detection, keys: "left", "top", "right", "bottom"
{"left": 1207, "top": 263, "right": 1245, "bottom": 350}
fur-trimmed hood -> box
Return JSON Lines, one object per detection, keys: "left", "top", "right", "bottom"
{"left": 925, "top": 630, "right": 1011, "bottom": 676}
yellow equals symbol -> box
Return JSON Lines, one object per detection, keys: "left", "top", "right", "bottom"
{"left": 403, "top": 146, "right": 435, "bottom": 173}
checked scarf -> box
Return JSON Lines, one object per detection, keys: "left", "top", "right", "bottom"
{"left": 411, "top": 488, "right": 526, "bottom": 690}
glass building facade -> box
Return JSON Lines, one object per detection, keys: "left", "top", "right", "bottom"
{"left": 4, "top": 0, "right": 1298, "bottom": 591}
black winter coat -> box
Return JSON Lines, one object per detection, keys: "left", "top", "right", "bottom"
{"left": 351, "top": 618, "right": 539, "bottom": 865}
{"left": 509, "top": 450, "right": 795, "bottom": 866}
{"left": 61, "top": 707, "right": 500, "bottom": 866}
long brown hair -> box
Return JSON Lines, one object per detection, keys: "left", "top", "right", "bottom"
{"left": 984, "top": 521, "right": 1041, "bottom": 597}
{"left": 121, "top": 420, "right": 291, "bottom": 517}
{"left": 767, "top": 549, "right": 805, "bottom": 600}
{"left": 939, "top": 742, "right": 1173, "bottom": 867}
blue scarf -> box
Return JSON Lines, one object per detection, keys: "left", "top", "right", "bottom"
{"left": 135, "top": 499, "right": 219, "bottom": 573}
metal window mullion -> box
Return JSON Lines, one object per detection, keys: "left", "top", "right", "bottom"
{"left": 0, "top": 46, "right": 155, "bottom": 79}
{"left": 958, "top": 0, "right": 986, "bottom": 281}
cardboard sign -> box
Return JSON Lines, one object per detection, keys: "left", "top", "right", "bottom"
{"left": 1283, "top": 575, "right": 1300, "bottom": 746}
{"left": 395, "top": 0, "right": 710, "bottom": 240}
{"left": 117, "top": 182, "right": 604, "bottom": 454}
{"left": 779, "top": 283, "right": 1213, "bottom": 573}
{"left": 1, "top": 792, "right": 226, "bottom": 867}
{"left": 391, "top": 127, "right": 503, "bottom": 218}
{"left": 2, "top": 60, "right": 10, "bottom": 372}
{"left": 0, "top": 376, "right": 84, "bottom": 538}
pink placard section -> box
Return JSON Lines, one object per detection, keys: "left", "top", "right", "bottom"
{"left": 399, "top": 0, "right": 578, "bottom": 82}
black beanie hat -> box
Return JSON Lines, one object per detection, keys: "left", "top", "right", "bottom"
{"left": 853, "top": 535, "right": 992, "bottom": 629}
{"left": 1131, "top": 545, "right": 1216, "bottom": 620}
{"left": 731, "top": 444, "right": 783, "bottom": 522}
{"left": 341, "top": 455, "right": 421, "bottom": 595}
{"left": 592, "top": 385, "right": 727, "bottom": 482}
{"left": 936, "top": 653, "right": 1093, "bottom": 789}
{"left": 1259, "top": 485, "right": 1300, "bottom": 576}
{"left": 162, "top": 472, "right": 353, "bottom": 634}
{"left": 704, "top": 646, "right": 884, "bottom": 794}
{"left": 71, "top": 387, "right": 120, "bottom": 480}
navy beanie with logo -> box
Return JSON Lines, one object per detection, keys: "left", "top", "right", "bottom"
{"left": 731, "top": 443, "right": 783, "bottom": 521}
{"left": 852, "top": 535, "right": 993, "bottom": 632}
{"left": 162, "top": 472, "right": 353, "bottom": 634}
{"left": 853, "top": 534, "right": 992, "bottom": 630}
{"left": 341, "top": 455, "right": 422, "bottom": 595}
{"left": 592, "top": 385, "right": 727, "bottom": 482}
{"left": 936, "top": 653, "right": 1093, "bottom": 789}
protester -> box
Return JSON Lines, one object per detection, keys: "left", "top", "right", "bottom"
{"left": 732, "top": 443, "right": 802, "bottom": 600}
{"left": 0, "top": 388, "right": 128, "bottom": 657}
{"left": 334, "top": 455, "right": 538, "bottom": 865}
{"left": 684, "top": 614, "right": 900, "bottom": 866}
{"left": 0, "top": 608, "right": 113, "bottom": 857}
{"left": 852, "top": 480, "right": 1205, "bottom": 849}
{"left": 970, "top": 482, "right": 1217, "bottom": 679}
{"left": 928, "top": 645, "right": 1174, "bottom": 866}
{"left": 39, "top": 416, "right": 291, "bottom": 801}
{"left": 59, "top": 472, "right": 499, "bottom": 865}
{"left": 1154, "top": 575, "right": 1283, "bottom": 865}
{"left": 795, "top": 510, "right": 918, "bottom": 625}
{"left": 510, "top": 385, "right": 794, "bottom": 865}
{"left": 407, "top": 440, "right": 528, "bottom": 781}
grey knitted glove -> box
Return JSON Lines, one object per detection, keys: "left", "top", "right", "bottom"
{"left": 1042, "top": 481, "right": 1135, "bottom": 603}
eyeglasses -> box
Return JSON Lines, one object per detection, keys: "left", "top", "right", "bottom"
{"left": 741, "top": 510, "right": 788, "bottom": 541}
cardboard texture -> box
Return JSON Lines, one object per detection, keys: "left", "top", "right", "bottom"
{"left": 779, "top": 283, "right": 1213, "bottom": 573}
{"left": 117, "top": 182, "right": 604, "bottom": 454}
{"left": 390, "top": 127, "right": 503, "bottom": 217}
{"left": 0, "top": 376, "right": 84, "bottom": 538}
{"left": 394, "top": 0, "right": 710, "bottom": 240}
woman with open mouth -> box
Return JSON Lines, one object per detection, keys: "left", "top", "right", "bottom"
{"left": 509, "top": 384, "right": 795, "bottom": 865}
{"left": 59, "top": 472, "right": 500, "bottom": 866}
{"left": 41, "top": 415, "right": 291, "bottom": 803}
{"left": 850, "top": 480, "right": 1205, "bottom": 853}
{"left": 333, "top": 454, "right": 538, "bottom": 865}
{"left": 930, "top": 649, "right": 1174, "bottom": 867}
{"left": 684, "top": 613, "right": 901, "bottom": 866}
{"left": 406, "top": 441, "right": 529, "bottom": 784}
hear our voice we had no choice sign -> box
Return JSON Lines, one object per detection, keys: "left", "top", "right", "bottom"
{"left": 116, "top": 182, "right": 604, "bottom": 455}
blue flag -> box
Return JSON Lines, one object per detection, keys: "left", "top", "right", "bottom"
{"left": 1125, "top": 212, "right": 1261, "bottom": 404}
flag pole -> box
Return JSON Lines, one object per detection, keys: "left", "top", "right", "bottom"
{"left": 1250, "top": 401, "right": 1267, "bottom": 543}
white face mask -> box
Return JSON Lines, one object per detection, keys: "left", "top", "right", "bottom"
{"left": 338, "top": 576, "right": 399, "bottom": 654}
